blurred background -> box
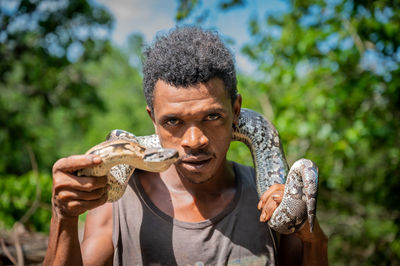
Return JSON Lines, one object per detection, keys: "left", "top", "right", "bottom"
{"left": 0, "top": 0, "right": 399, "bottom": 265}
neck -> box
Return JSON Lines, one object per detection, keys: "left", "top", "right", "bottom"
{"left": 139, "top": 159, "right": 238, "bottom": 222}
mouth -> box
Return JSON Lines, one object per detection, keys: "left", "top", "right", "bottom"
{"left": 180, "top": 157, "right": 213, "bottom": 170}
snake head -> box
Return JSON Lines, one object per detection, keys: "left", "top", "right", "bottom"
{"left": 143, "top": 148, "right": 179, "bottom": 162}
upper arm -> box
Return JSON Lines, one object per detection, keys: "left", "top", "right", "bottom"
{"left": 81, "top": 202, "right": 114, "bottom": 266}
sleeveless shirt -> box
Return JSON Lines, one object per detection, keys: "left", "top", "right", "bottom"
{"left": 112, "top": 162, "right": 278, "bottom": 265}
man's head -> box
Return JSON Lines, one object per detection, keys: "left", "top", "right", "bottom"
{"left": 142, "top": 26, "right": 237, "bottom": 113}
{"left": 143, "top": 26, "right": 241, "bottom": 184}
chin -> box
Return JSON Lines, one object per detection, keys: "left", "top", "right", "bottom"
{"left": 176, "top": 162, "right": 216, "bottom": 184}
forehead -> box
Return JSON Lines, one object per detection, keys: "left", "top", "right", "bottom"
{"left": 152, "top": 78, "right": 231, "bottom": 116}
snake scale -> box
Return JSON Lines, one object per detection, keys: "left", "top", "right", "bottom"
{"left": 77, "top": 108, "right": 318, "bottom": 234}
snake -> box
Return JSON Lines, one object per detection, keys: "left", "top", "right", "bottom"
{"left": 77, "top": 108, "right": 318, "bottom": 234}
{"left": 76, "top": 139, "right": 179, "bottom": 203}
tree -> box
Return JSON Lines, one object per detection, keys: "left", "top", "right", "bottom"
{"left": 0, "top": 0, "right": 113, "bottom": 175}
{"left": 177, "top": 0, "right": 400, "bottom": 264}
{"left": 0, "top": 0, "right": 115, "bottom": 231}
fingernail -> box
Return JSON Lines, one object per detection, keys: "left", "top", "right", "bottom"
{"left": 272, "top": 194, "right": 280, "bottom": 200}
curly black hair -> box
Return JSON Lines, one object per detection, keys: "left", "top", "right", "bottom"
{"left": 143, "top": 26, "right": 237, "bottom": 112}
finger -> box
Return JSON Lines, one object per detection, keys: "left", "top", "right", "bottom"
{"left": 69, "top": 194, "right": 109, "bottom": 212}
{"left": 57, "top": 186, "right": 108, "bottom": 201}
{"left": 54, "top": 174, "right": 108, "bottom": 193}
{"left": 57, "top": 194, "right": 108, "bottom": 217}
{"left": 53, "top": 155, "right": 102, "bottom": 174}
{"left": 258, "top": 184, "right": 284, "bottom": 210}
{"left": 260, "top": 197, "right": 278, "bottom": 222}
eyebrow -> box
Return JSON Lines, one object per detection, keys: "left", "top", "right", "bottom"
{"left": 206, "top": 108, "right": 228, "bottom": 114}
{"left": 158, "top": 108, "right": 228, "bottom": 122}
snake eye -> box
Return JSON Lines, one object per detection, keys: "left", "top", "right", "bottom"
{"left": 143, "top": 151, "right": 158, "bottom": 161}
{"left": 143, "top": 148, "right": 178, "bottom": 162}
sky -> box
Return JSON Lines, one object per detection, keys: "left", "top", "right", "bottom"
{"left": 94, "top": 0, "right": 288, "bottom": 73}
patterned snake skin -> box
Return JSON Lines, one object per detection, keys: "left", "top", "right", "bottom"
{"left": 232, "top": 108, "right": 319, "bottom": 234}
{"left": 79, "top": 108, "right": 319, "bottom": 234}
{"left": 76, "top": 139, "right": 179, "bottom": 201}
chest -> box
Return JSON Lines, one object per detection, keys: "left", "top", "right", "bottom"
{"left": 113, "top": 179, "right": 277, "bottom": 266}
{"left": 139, "top": 172, "right": 237, "bottom": 222}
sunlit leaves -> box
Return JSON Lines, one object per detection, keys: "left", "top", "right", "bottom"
{"left": 239, "top": 0, "right": 400, "bottom": 264}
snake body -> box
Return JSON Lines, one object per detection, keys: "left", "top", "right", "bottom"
{"left": 232, "top": 109, "right": 319, "bottom": 234}
{"left": 79, "top": 108, "right": 318, "bottom": 234}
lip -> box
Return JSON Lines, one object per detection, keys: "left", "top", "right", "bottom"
{"left": 180, "top": 157, "right": 212, "bottom": 170}
{"left": 181, "top": 156, "right": 212, "bottom": 163}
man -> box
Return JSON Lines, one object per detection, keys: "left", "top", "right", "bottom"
{"left": 44, "top": 27, "right": 328, "bottom": 265}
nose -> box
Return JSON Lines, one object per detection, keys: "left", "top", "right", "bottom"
{"left": 181, "top": 126, "right": 209, "bottom": 150}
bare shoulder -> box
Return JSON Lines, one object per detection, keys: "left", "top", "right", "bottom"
{"left": 81, "top": 202, "right": 114, "bottom": 266}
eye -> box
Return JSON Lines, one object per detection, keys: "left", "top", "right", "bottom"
{"left": 165, "top": 118, "right": 181, "bottom": 126}
{"left": 205, "top": 113, "right": 221, "bottom": 121}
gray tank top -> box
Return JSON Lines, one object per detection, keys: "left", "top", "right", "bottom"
{"left": 112, "top": 162, "right": 278, "bottom": 265}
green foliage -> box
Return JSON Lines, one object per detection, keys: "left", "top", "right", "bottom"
{"left": 176, "top": 0, "right": 200, "bottom": 21}
{"left": 243, "top": 2, "right": 400, "bottom": 264}
{"left": 0, "top": 171, "right": 52, "bottom": 232}
{"left": 0, "top": 0, "right": 113, "bottom": 175}
{"left": 0, "top": 1, "right": 152, "bottom": 232}
{"left": 178, "top": 0, "right": 400, "bottom": 264}
{"left": 0, "top": 38, "right": 150, "bottom": 231}
{"left": 240, "top": 2, "right": 400, "bottom": 263}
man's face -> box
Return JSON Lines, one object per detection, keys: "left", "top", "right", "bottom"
{"left": 149, "top": 78, "right": 241, "bottom": 184}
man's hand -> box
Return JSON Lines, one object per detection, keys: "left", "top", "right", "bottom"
{"left": 44, "top": 154, "right": 110, "bottom": 266}
{"left": 257, "top": 184, "right": 284, "bottom": 222}
{"left": 258, "top": 184, "right": 328, "bottom": 266}
{"left": 52, "top": 154, "right": 109, "bottom": 219}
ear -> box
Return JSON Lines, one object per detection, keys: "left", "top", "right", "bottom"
{"left": 146, "top": 106, "right": 158, "bottom": 134}
{"left": 232, "top": 94, "right": 242, "bottom": 126}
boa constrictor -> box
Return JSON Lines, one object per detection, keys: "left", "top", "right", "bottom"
{"left": 77, "top": 108, "right": 318, "bottom": 234}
